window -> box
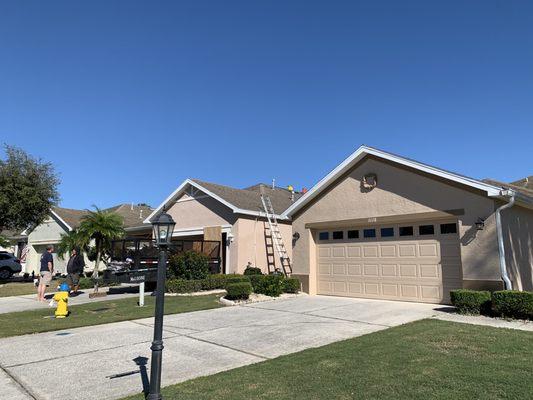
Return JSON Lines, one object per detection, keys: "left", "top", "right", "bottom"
{"left": 399, "top": 226, "right": 414, "bottom": 236}
{"left": 380, "top": 227, "right": 394, "bottom": 237}
{"left": 332, "top": 231, "right": 344, "bottom": 240}
{"left": 0, "top": 254, "right": 9, "bottom": 260}
{"left": 347, "top": 230, "right": 359, "bottom": 239}
{"left": 440, "top": 223, "right": 457, "bottom": 234}
{"left": 318, "top": 232, "right": 329, "bottom": 241}
{"left": 419, "top": 225, "right": 435, "bottom": 235}
{"left": 363, "top": 228, "right": 376, "bottom": 238}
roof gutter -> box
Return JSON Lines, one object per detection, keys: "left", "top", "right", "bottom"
{"left": 495, "top": 189, "right": 516, "bottom": 290}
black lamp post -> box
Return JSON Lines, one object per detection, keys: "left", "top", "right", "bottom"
{"left": 147, "top": 211, "right": 176, "bottom": 400}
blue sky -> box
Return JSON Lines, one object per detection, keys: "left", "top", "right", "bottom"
{"left": 1, "top": 1, "right": 532, "bottom": 210}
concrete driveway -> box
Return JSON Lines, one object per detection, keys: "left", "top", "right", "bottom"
{"left": 0, "top": 295, "right": 440, "bottom": 400}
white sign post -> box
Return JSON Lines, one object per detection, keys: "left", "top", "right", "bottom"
{"left": 139, "top": 282, "right": 145, "bottom": 307}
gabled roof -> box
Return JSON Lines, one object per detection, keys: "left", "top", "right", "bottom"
{"left": 145, "top": 179, "right": 301, "bottom": 223}
{"left": 51, "top": 207, "right": 89, "bottom": 231}
{"left": 482, "top": 179, "right": 533, "bottom": 200}
{"left": 283, "top": 145, "right": 510, "bottom": 218}
{"left": 105, "top": 204, "right": 153, "bottom": 230}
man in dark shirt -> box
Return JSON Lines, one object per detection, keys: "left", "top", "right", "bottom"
{"left": 66, "top": 248, "right": 85, "bottom": 294}
{"left": 37, "top": 245, "right": 54, "bottom": 302}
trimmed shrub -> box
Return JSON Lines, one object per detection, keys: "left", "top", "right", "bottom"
{"left": 200, "top": 274, "right": 228, "bottom": 291}
{"left": 243, "top": 266, "right": 263, "bottom": 276}
{"left": 224, "top": 275, "right": 251, "bottom": 287}
{"left": 450, "top": 289, "right": 491, "bottom": 315}
{"left": 283, "top": 278, "right": 300, "bottom": 294}
{"left": 165, "top": 279, "right": 203, "bottom": 294}
{"left": 225, "top": 282, "right": 252, "bottom": 301}
{"left": 253, "top": 274, "right": 285, "bottom": 297}
{"left": 492, "top": 290, "right": 533, "bottom": 320}
{"left": 168, "top": 251, "right": 209, "bottom": 280}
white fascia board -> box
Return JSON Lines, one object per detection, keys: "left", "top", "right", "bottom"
{"left": 145, "top": 179, "right": 290, "bottom": 223}
{"left": 283, "top": 145, "right": 504, "bottom": 218}
{"left": 50, "top": 210, "right": 73, "bottom": 231}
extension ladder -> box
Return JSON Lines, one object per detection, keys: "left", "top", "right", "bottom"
{"left": 260, "top": 194, "right": 292, "bottom": 276}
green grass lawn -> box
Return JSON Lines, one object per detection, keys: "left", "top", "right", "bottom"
{"left": 0, "top": 281, "right": 38, "bottom": 297}
{"left": 0, "top": 294, "right": 222, "bottom": 338}
{"left": 124, "top": 319, "right": 533, "bottom": 400}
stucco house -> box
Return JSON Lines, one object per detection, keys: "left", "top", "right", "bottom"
{"left": 23, "top": 204, "right": 153, "bottom": 274}
{"left": 145, "top": 179, "right": 301, "bottom": 274}
{"left": 284, "top": 146, "right": 533, "bottom": 304}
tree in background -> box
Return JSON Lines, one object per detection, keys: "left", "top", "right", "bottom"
{"left": 0, "top": 235, "right": 10, "bottom": 249}
{"left": 56, "top": 230, "right": 87, "bottom": 260}
{"left": 0, "top": 145, "right": 59, "bottom": 231}
{"left": 78, "top": 206, "right": 125, "bottom": 279}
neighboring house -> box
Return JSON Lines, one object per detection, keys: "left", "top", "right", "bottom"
{"left": 145, "top": 179, "right": 301, "bottom": 274}
{"left": 24, "top": 204, "right": 153, "bottom": 274}
{"left": 284, "top": 145, "right": 533, "bottom": 304}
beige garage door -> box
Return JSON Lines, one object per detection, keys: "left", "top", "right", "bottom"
{"left": 316, "top": 220, "right": 463, "bottom": 303}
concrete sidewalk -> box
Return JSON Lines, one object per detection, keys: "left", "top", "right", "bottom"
{"left": 0, "top": 296, "right": 439, "bottom": 400}
{"left": 0, "top": 285, "right": 142, "bottom": 314}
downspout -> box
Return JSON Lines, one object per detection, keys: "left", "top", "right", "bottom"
{"left": 495, "top": 190, "right": 516, "bottom": 290}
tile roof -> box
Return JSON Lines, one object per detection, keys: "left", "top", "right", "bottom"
{"left": 191, "top": 179, "right": 302, "bottom": 215}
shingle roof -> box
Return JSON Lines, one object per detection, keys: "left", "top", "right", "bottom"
{"left": 510, "top": 176, "right": 533, "bottom": 191}
{"left": 482, "top": 178, "right": 533, "bottom": 199}
{"left": 105, "top": 204, "right": 153, "bottom": 229}
{"left": 191, "top": 179, "right": 302, "bottom": 215}
{"left": 52, "top": 207, "right": 89, "bottom": 229}
{"left": 52, "top": 204, "right": 153, "bottom": 231}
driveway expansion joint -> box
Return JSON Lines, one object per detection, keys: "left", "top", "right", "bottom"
{"left": 1, "top": 362, "right": 39, "bottom": 400}
{"left": 183, "top": 334, "right": 269, "bottom": 361}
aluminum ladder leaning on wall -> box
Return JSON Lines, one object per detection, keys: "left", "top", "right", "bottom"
{"left": 260, "top": 193, "right": 292, "bottom": 276}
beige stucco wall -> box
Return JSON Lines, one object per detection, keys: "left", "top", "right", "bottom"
{"left": 291, "top": 157, "right": 506, "bottom": 294}
{"left": 167, "top": 193, "right": 237, "bottom": 230}
{"left": 232, "top": 217, "right": 293, "bottom": 274}
{"left": 502, "top": 205, "right": 533, "bottom": 291}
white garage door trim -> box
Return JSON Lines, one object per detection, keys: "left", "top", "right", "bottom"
{"left": 316, "top": 219, "right": 463, "bottom": 304}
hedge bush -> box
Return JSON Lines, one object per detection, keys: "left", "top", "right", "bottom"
{"left": 450, "top": 289, "right": 491, "bottom": 315}
{"left": 166, "top": 279, "right": 203, "bottom": 294}
{"left": 168, "top": 251, "right": 210, "bottom": 280}
{"left": 243, "top": 266, "right": 263, "bottom": 276}
{"left": 225, "top": 282, "right": 252, "bottom": 301}
{"left": 283, "top": 278, "right": 301, "bottom": 294}
{"left": 253, "top": 274, "right": 285, "bottom": 297}
{"left": 224, "top": 275, "right": 251, "bottom": 286}
{"left": 492, "top": 290, "right": 533, "bottom": 320}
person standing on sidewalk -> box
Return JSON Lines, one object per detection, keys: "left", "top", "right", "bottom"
{"left": 66, "top": 248, "right": 85, "bottom": 295}
{"left": 37, "top": 245, "right": 54, "bottom": 302}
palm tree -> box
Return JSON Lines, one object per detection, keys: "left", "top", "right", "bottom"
{"left": 78, "top": 206, "right": 125, "bottom": 280}
{"left": 56, "top": 229, "right": 88, "bottom": 260}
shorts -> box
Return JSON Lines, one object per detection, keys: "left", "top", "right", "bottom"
{"left": 39, "top": 271, "right": 52, "bottom": 286}
{"left": 66, "top": 273, "right": 80, "bottom": 287}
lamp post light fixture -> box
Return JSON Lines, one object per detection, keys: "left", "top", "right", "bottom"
{"left": 147, "top": 211, "right": 176, "bottom": 400}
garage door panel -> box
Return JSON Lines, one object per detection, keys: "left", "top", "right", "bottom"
{"left": 364, "top": 282, "right": 379, "bottom": 295}
{"left": 381, "top": 264, "right": 397, "bottom": 277}
{"left": 363, "top": 264, "right": 379, "bottom": 276}
{"left": 380, "top": 245, "right": 396, "bottom": 257}
{"left": 398, "top": 244, "right": 417, "bottom": 257}
{"left": 347, "top": 246, "right": 361, "bottom": 258}
{"left": 332, "top": 264, "right": 346, "bottom": 275}
{"left": 419, "top": 243, "right": 438, "bottom": 257}
{"left": 318, "top": 263, "right": 331, "bottom": 275}
{"left": 399, "top": 264, "right": 417, "bottom": 277}
{"left": 317, "top": 220, "right": 463, "bottom": 304}
{"left": 420, "top": 264, "right": 440, "bottom": 278}
{"left": 347, "top": 264, "right": 362, "bottom": 275}
{"left": 363, "top": 246, "right": 379, "bottom": 257}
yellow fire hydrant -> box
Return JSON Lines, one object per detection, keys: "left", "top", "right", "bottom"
{"left": 53, "top": 283, "right": 70, "bottom": 318}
